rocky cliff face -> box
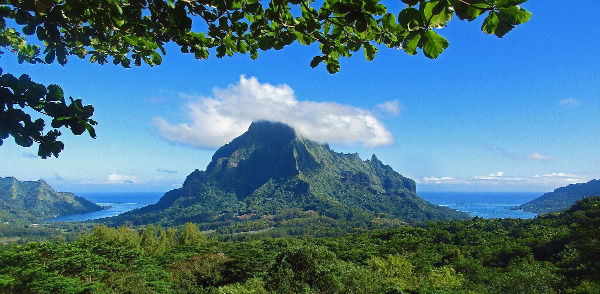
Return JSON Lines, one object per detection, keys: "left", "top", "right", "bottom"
{"left": 110, "top": 121, "right": 468, "bottom": 231}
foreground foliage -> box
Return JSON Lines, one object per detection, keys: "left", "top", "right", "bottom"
{"left": 0, "top": 0, "right": 531, "bottom": 157}
{"left": 2, "top": 196, "right": 599, "bottom": 293}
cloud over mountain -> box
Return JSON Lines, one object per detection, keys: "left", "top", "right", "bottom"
{"left": 154, "top": 75, "right": 394, "bottom": 148}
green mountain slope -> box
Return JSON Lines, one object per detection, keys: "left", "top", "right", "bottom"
{"left": 107, "top": 121, "right": 468, "bottom": 234}
{"left": 516, "top": 179, "right": 600, "bottom": 213}
{"left": 0, "top": 177, "right": 103, "bottom": 224}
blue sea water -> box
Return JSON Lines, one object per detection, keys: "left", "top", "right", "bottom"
{"left": 43, "top": 192, "right": 164, "bottom": 222}
{"left": 419, "top": 191, "right": 541, "bottom": 219}
{"left": 44, "top": 191, "right": 542, "bottom": 222}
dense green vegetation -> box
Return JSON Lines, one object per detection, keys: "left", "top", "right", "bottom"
{"left": 105, "top": 122, "right": 467, "bottom": 233}
{"left": 516, "top": 179, "right": 600, "bottom": 213}
{"left": 0, "top": 177, "right": 103, "bottom": 225}
{"left": 0, "top": 221, "right": 94, "bottom": 244}
{"left": 1, "top": 196, "right": 599, "bottom": 293}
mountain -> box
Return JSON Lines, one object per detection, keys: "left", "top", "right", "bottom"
{"left": 516, "top": 179, "right": 600, "bottom": 213}
{"left": 107, "top": 121, "right": 468, "bottom": 234}
{"left": 0, "top": 177, "right": 103, "bottom": 224}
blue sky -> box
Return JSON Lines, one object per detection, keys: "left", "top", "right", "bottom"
{"left": 1, "top": 1, "right": 599, "bottom": 194}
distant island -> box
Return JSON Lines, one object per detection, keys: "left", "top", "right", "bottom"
{"left": 104, "top": 121, "right": 468, "bottom": 235}
{"left": 0, "top": 177, "right": 103, "bottom": 225}
{"left": 515, "top": 179, "right": 600, "bottom": 213}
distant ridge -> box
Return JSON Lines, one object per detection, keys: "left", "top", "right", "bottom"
{"left": 0, "top": 177, "right": 103, "bottom": 224}
{"left": 106, "top": 121, "right": 468, "bottom": 235}
{"left": 516, "top": 179, "right": 600, "bottom": 213}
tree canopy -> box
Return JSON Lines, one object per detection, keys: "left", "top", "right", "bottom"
{"left": 0, "top": 0, "right": 531, "bottom": 157}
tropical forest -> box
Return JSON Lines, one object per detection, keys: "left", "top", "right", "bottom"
{"left": 2, "top": 0, "right": 600, "bottom": 293}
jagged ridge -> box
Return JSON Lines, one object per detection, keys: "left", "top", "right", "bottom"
{"left": 108, "top": 121, "right": 468, "bottom": 232}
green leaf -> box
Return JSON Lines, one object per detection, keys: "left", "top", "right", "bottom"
{"left": 482, "top": 11, "right": 514, "bottom": 37}
{"left": 398, "top": 8, "right": 421, "bottom": 30}
{"left": 46, "top": 85, "right": 64, "bottom": 102}
{"left": 44, "top": 49, "right": 55, "bottom": 64}
{"left": 452, "top": 2, "right": 483, "bottom": 21}
{"left": 258, "top": 36, "right": 274, "bottom": 50}
{"left": 481, "top": 11, "right": 499, "bottom": 35}
{"left": 356, "top": 17, "right": 368, "bottom": 33}
{"left": 381, "top": 13, "right": 396, "bottom": 30}
{"left": 495, "top": 0, "right": 528, "bottom": 7}
{"left": 237, "top": 41, "right": 247, "bottom": 54}
{"left": 124, "top": 35, "right": 138, "bottom": 46}
{"left": 422, "top": 1, "right": 453, "bottom": 29}
{"left": 70, "top": 122, "right": 86, "bottom": 136}
{"left": 310, "top": 56, "right": 323, "bottom": 68}
{"left": 120, "top": 58, "right": 131, "bottom": 68}
{"left": 15, "top": 135, "right": 34, "bottom": 147}
{"left": 15, "top": 10, "right": 30, "bottom": 25}
{"left": 23, "top": 24, "right": 36, "bottom": 36}
{"left": 498, "top": 6, "right": 531, "bottom": 25}
{"left": 295, "top": 31, "right": 309, "bottom": 45}
{"left": 402, "top": 31, "right": 422, "bottom": 55}
{"left": 422, "top": 30, "right": 448, "bottom": 58}
{"left": 151, "top": 51, "right": 162, "bottom": 65}
{"left": 325, "top": 59, "right": 340, "bottom": 74}
{"left": 56, "top": 47, "right": 68, "bottom": 65}
{"left": 86, "top": 124, "right": 97, "bottom": 139}
{"left": 363, "top": 43, "right": 377, "bottom": 61}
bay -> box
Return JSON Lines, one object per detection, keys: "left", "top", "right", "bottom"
{"left": 419, "top": 191, "right": 541, "bottom": 219}
{"left": 44, "top": 191, "right": 542, "bottom": 222}
{"left": 43, "top": 192, "right": 164, "bottom": 222}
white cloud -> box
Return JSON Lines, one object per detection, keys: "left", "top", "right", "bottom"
{"left": 107, "top": 173, "right": 137, "bottom": 184}
{"left": 418, "top": 171, "right": 587, "bottom": 190}
{"left": 474, "top": 171, "right": 507, "bottom": 180}
{"left": 375, "top": 100, "right": 404, "bottom": 116}
{"left": 559, "top": 98, "right": 581, "bottom": 108}
{"left": 423, "top": 176, "right": 455, "bottom": 183}
{"left": 534, "top": 173, "right": 578, "bottom": 179}
{"left": 154, "top": 75, "right": 394, "bottom": 148}
{"left": 489, "top": 171, "right": 504, "bottom": 177}
{"left": 526, "top": 152, "right": 554, "bottom": 161}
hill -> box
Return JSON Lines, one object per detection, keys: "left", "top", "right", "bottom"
{"left": 106, "top": 121, "right": 468, "bottom": 235}
{"left": 515, "top": 179, "right": 600, "bottom": 213}
{"left": 3, "top": 195, "right": 600, "bottom": 292}
{"left": 0, "top": 177, "right": 103, "bottom": 224}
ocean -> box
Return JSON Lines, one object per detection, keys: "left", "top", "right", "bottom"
{"left": 43, "top": 192, "right": 164, "bottom": 222}
{"left": 43, "top": 191, "right": 541, "bottom": 222}
{"left": 419, "top": 191, "right": 540, "bottom": 219}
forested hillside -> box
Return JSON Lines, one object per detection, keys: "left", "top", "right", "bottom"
{"left": 0, "top": 177, "right": 102, "bottom": 225}
{"left": 105, "top": 122, "right": 468, "bottom": 234}
{"left": 2, "top": 196, "right": 599, "bottom": 293}
{"left": 517, "top": 179, "right": 600, "bottom": 213}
